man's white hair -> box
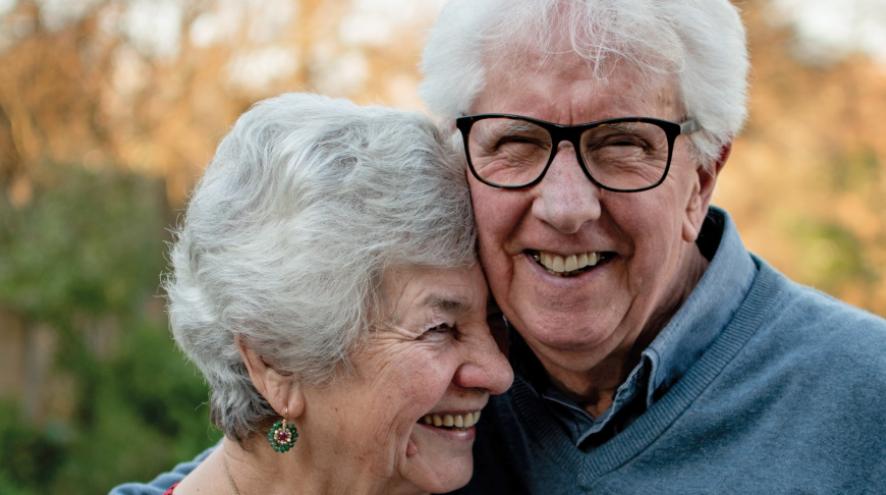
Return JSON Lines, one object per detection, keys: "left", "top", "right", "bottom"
{"left": 420, "top": 0, "right": 749, "bottom": 165}
{"left": 164, "top": 93, "right": 476, "bottom": 440}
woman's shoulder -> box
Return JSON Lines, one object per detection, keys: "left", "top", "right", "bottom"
{"left": 108, "top": 443, "right": 217, "bottom": 495}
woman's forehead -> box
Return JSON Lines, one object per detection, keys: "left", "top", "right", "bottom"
{"left": 381, "top": 265, "right": 486, "bottom": 322}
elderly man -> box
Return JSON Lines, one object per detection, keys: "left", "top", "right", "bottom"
{"left": 420, "top": 0, "right": 886, "bottom": 493}
{"left": 113, "top": 1, "right": 886, "bottom": 494}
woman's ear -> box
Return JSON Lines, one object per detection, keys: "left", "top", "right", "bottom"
{"left": 236, "top": 336, "right": 305, "bottom": 419}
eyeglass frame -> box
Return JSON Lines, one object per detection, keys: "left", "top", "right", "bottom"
{"left": 455, "top": 113, "right": 701, "bottom": 193}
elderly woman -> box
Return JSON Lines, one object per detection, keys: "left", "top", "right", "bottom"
{"left": 155, "top": 93, "right": 512, "bottom": 495}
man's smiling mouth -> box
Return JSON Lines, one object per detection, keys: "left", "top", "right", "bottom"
{"left": 527, "top": 250, "right": 613, "bottom": 277}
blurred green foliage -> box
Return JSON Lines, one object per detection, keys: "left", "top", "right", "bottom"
{"left": 830, "top": 147, "right": 881, "bottom": 193}
{"left": 789, "top": 218, "right": 878, "bottom": 293}
{"left": 0, "top": 164, "right": 165, "bottom": 319}
{"left": 0, "top": 164, "right": 221, "bottom": 494}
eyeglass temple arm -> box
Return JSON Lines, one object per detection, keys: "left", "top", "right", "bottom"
{"left": 680, "top": 119, "right": 701, "bottom": 135}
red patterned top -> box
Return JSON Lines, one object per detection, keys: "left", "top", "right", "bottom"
{"left": 163, "top": 483, "right": 178, "bottom": 495}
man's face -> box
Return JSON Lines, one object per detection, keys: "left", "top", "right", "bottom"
{"left": 467, "top": 54, "right": 716, "bottom": 381}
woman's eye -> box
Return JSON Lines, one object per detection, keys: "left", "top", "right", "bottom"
{"left": 422, "top": 322, "right": 455, "bottom": 338}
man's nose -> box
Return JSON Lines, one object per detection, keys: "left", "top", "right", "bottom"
{"left": 455, "top": 330, "right": 514, "bottom": 395}
{"left": 531, "top": 143, "right": 602, "bottom": 234}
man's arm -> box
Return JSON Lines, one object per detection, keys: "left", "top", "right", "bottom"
{"left": 107, "top": 442, "right": 217, "bottom": 495}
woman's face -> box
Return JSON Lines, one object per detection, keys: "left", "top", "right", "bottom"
{"left": 299, "top": 264, "right": 514, "bottom": 494}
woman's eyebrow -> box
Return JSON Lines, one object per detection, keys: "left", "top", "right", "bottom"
{"left": 422, "top": 294, "right": 470, "bottom": 315}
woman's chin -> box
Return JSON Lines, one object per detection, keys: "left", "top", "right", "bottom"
{"left": 401, "top": 427, "right": 475, "bottom": 493}
{"left": 406, "top": 465, "right": 473, "bottom": 495}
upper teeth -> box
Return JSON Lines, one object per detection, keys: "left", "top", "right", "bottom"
{"left": 419, "top": 411, "right": 482, "bottom": 429}
{"left": 537, "top": 251, "right": 600, "bottom": 273}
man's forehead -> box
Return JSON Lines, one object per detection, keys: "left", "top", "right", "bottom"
{"left": 476, "top": 53, "right": 682, "bottom": 119}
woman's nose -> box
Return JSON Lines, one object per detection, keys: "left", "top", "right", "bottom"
{"left": 455, "top": 329, "right": 514, "bottom": 395}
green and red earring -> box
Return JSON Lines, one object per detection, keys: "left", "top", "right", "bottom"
{"left": 267, "top": 408, "right": 298, "bottom": 453}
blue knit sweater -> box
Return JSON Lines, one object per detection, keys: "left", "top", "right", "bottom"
{"left": 458, "top": 217, "right": 886, "bottom": 494}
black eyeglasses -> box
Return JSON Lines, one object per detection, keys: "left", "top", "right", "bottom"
{"left": 455, "top": 114, "right": 700, "bottom": 192}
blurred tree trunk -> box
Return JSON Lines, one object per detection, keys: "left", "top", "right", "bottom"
{"left": 21, "top": 321, "right": 43, "bottom": 421}
{"left": 0, "top": 309, "right": 53, "bottom": 422}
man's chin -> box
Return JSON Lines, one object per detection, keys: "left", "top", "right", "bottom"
{"left": 516, "top": 308, "right": 623, "bottom": 349}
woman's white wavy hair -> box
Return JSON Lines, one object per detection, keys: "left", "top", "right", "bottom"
{"left": 420, "top": 0, "right": 749, "bottom": 166}
{"left": 164, "top": 93, "right": 476, "bottom": 440}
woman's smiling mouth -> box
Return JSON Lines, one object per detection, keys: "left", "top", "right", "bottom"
{"left": 418, "top": 411, "right": 482, "bottom": 430}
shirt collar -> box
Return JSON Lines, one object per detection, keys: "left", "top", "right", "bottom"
{"left": 641, "top": 206, "right": 756, "bottom": 407}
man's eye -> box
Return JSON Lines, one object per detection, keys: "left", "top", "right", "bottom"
{"left": 493, "top": 132, "right": 548, "bottom": 149}
{"left": 498, "top": 134, "right": 544, "bottom": 145}
{"left": 594, "top": 134, "right": 646, "bottom": 148}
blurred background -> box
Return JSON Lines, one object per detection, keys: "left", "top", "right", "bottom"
{"left": 0, "top": 0, "right": 884, "bottom": 493}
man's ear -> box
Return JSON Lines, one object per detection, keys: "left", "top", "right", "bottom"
{"left": 683, "top": 143, "right": 731, "bottom": 242}
{"left": 237, "top": 337, "right": 305, "bottom": 419}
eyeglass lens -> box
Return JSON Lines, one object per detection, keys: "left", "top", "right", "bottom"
{"left": 466, "top": 117, "right": 671, "bottom": 190}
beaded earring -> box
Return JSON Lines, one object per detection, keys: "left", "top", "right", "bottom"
{"left": 267, "top": 408, "right": 298, "bottom": 453}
